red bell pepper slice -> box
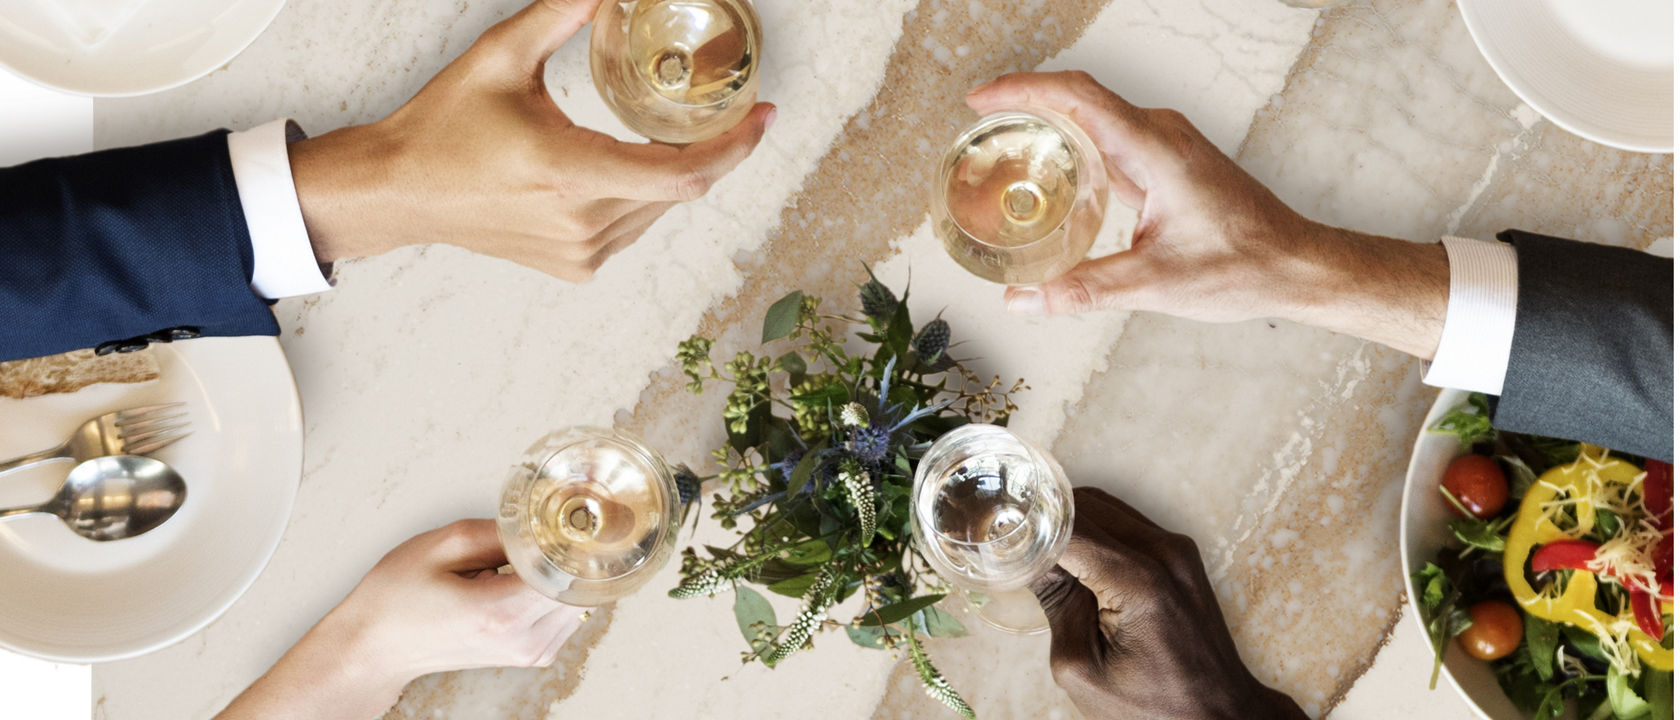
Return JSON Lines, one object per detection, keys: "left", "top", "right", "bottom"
{"left": 1646, "top": 459, "right": 1672, "bottom": 529}
{"left": 1533, "top": 537, "right": 1673, "bottom": 601}
{"left": 1532, "top": 539, "right": 1601, "bottom": 574}
{"left": 1631, "top": 588, "right": 1666, "bottom": 641}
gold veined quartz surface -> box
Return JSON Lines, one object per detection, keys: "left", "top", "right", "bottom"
{"left": 87, "top": 0, "right": 1671, "bottom": 718}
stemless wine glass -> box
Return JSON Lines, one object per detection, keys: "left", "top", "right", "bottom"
{"left": 589, "top": 0, "right": 763, "bottom": 144}
{"left": 932, "top": 107, "right": 1109, "bottom": 285}
{"left": 498, "top": 427, "right": 681, "bottom": 606}
{"left": 912, "top": 424, "right": 1075, "bottom": 634}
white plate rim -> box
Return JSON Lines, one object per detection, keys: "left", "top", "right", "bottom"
{"left": 0, "top": 337, "right": 303, "bottom": 663}
{"left": 1458, "top": 0, "right": 1673, "bottom": 154}
{"left": 0, "top": 0, "right": 287, "bottom": 98}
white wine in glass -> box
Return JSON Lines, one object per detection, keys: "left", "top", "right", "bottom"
{"left": 590, "top": 0, "right": 763, "bottom": 144}
{"left": 912, "top": 424, "right": 1074, "bottom": 634}
{"left": 933, "top": 109, "right": 1109, "bottom": 285}
{"left": 498, "top": 427, "right": 681, "bottom": 606}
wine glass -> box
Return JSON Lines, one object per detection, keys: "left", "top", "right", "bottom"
{"left": 911, "top": 424, "right": 1075, "bottom": 634}
{"left": 497, "top": 427, "right": 681, "bottom": 606}
{"left": 589, "top": 0, "right": 763, "bottom": 144}
{"left": 932, "top": 107, "right": 1109, "bottom": 285}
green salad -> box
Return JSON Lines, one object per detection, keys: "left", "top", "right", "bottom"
{"left": 1415, "top": 394, "right": 1674, "bottom": 720}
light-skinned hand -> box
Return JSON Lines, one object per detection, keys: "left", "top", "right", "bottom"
{"left": 970, "top": 71, "right": 1447, "bottom": 359}
{"left": 290, "top": 0, "right": 776, "bottom": 282}
{"left": 215, "top": 519, "right": 583, "bottom": 720}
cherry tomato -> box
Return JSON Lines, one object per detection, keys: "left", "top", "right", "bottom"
{"left": 1441, "top": 455, "right": 1509, "bottom": 520}
{"left": 1459, "top": 601, "right": 1523, "bottom": 660}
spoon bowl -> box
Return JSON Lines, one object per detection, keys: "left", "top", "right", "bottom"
{"left": 0, "top": 456, "right": 187, "bottom": 542}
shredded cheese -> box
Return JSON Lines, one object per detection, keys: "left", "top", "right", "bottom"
{"left": 1574, "top": 605, "right": 1645, "bottom": 678}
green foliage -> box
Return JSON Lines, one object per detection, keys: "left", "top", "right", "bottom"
{"left": 1525, "top": 614, "right": 1558, "bottom": 683}
{"left": 667, "top": 274, "right": 1026, "bottom": 717}
{"left": 734, "top": 587, "right": 777, "bottom": 661}
{"left": 1431, "top": 393, "right": 1496, "bottom": 450}
{"left": 1413, "top": 561, "right": 1471, "bottom": 690}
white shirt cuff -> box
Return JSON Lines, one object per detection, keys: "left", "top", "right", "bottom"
{"left": 1422, "top": 236, "right": 1518, "bottom": 395}
{"left": 227, "top": 119, "right": 332, "bottom": 299}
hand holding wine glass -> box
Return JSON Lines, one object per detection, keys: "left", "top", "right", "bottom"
{"left": 912, "top": 425, "right": 1074, "bottom": 634}
{"left": 1030, "top": 487, "right": 1307, "bottom": 720}
{"left": 970, "top": 71, "right": 1448, "bottom": 360}
{"left": 214, "top": 520, "right": 583, "bottom": 720}
{"left": 288, "top": 0, "right": 777, "bottom": 283}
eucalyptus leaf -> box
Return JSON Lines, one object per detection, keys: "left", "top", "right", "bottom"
{"left": 858, "top": 595, "right": 945, "bottom": 627}
{"left": 763, "top": 291, "right": 804, "bottom": 343}
{"left": 767, "top": 574, "right": 819, "bottom": 598}
{"left": 919, "top": 607, "right": 968, "bottom": 638}
{"left": 734, "top": 587, "right": 777, "bottom": 657}
{"left": 788, "top": 452, "right": 820, "bottom": 498}
{"left": 777, "top": 351, "right": 807, "bottom": 378}
{"left": 782, "top": 538, "right": 833, "bottom": 566}
{"left": 846, "top": 623, "right": 900, "bottom": 650}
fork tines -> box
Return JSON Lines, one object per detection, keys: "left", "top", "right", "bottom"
{"left": 115, "top": 402, "right": 191, "bottom": 455}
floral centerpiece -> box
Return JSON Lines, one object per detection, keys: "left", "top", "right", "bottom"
{"left": 666, "top": 272, "right": 1028, "bottom": 718}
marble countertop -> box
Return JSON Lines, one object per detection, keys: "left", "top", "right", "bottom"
{"left": 87, "top": 0, "right": 1672, "bottom": 718}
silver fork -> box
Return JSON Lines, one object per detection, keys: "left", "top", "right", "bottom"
{"left": 0, "top": 403, "right": 191, "bottom": 475}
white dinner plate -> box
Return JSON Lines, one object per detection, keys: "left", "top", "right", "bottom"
{"left": 1399, "top": 388, "right": 1520, "bottom": 720}
{"left": 0, "top": 0, "right": 286, "bottom": 97}
{"left": 1459, "top": 0, "right": 1673, "bottom": 153}
{"left": 0, "top": 337, "right": 302, "bottom": 663}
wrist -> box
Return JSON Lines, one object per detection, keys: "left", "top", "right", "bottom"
{"left": 1284, "top": 223, "right": 1449, "bottom": 358}
{"left": 290, "top": 605, "right": 412, "bottom": 713}
{"left": 289, "top": 123, "right": 409, "bottom": 265}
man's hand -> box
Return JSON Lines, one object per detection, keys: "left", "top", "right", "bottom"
{"left": 216, "top": 519, "right": 583, "bottom": 720}
{"left": 971, "top": 72, "right": 1448, "bottom": 359}
{"left": 290, "top": 0, "right": 775, "bottom": 282}
{"left": 1032, "top": 487, "right": 1307, "bottom": 720}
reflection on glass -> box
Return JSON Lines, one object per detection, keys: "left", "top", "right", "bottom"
{"left": 590, "top": 0, "right": 762, "bottom": 144}
{"left": 912, "top": 424, "right": 1074, "bottom": 634}
{"left": 498, "top": 427, "right": 680, "bottom": 606}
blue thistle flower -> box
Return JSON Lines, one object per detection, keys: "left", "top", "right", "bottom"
{"left": 773, "top": 447, "right": 806, "bottom": 484}
{"left": 850, "top": 425, "right": 893, "bottom": 467}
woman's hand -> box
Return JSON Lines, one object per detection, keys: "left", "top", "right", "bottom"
{"left": 291, "top": 0, "right": 776, "bottom": 282}
{"left": 216, "top": 519, "right": 583, "bottom": 720}
{"left": 1031, "top": 487, "right": 1307, "bottom": 720}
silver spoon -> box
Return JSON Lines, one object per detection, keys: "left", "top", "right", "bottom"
{"left": 0, "top": 455, "right": 187, "bottom": 541}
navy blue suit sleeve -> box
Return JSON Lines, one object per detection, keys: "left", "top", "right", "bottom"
{"left": 0, "top": 131, "right": 280, "bottom": 363}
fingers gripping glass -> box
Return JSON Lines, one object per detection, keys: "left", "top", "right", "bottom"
{"left": 590, "top": 0, "right": 763, "bottom": 144}
{"left": 912, "top": 425, "right": 1075, "bottom": 634}
{"left": 498, "top": 427, "right": 681, "bottom": 606}
{"left": 933, "top": 108, "right": 1109, "bottom": 286}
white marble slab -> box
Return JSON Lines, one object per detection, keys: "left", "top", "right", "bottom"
{"left": 13, "top": 0, "right": 1661, "bottom": 719}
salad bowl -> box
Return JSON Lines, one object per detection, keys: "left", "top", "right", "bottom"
{"left": 1401, "top": 388, "right": 1674, "bottom": 720}
{"left": 1401, "top": 388, "right": 1523, "bottom": 720}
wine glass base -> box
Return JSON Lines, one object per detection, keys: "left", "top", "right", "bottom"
{"left": 968, "top": 587, "right": 1050, "bottom": 636}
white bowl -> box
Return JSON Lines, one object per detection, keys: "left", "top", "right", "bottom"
{"left": 1458, "top": 0, "right": 1673, "bottom": 153}
{"left": 1398, "top": 388, "right": 1525, "bottom": 720}
{"left": 0, "top": 0, "right": 286, "bottom": 97}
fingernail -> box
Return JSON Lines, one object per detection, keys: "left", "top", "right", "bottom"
{"left": 1006, "top": 287, "right": 1046, "bottom": 316}
{"left": 764, "top": 106, "right": 778, "bottom": 130}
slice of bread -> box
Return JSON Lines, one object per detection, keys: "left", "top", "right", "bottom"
{"left": 0, "top": 348, "right": 160, "bottom": 400}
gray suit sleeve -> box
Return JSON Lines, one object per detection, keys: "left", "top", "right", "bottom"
{"left": 1491, "top": 230, "right": 1673, "bottom": 462}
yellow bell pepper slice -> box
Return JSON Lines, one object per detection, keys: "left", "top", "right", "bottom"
{"left": 1502, "top": 446, "right": 1672, "bottom": 671}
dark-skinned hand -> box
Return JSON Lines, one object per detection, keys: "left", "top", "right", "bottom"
{"left": 1031, "top": 487, "right": 1310, "bottom": 720}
